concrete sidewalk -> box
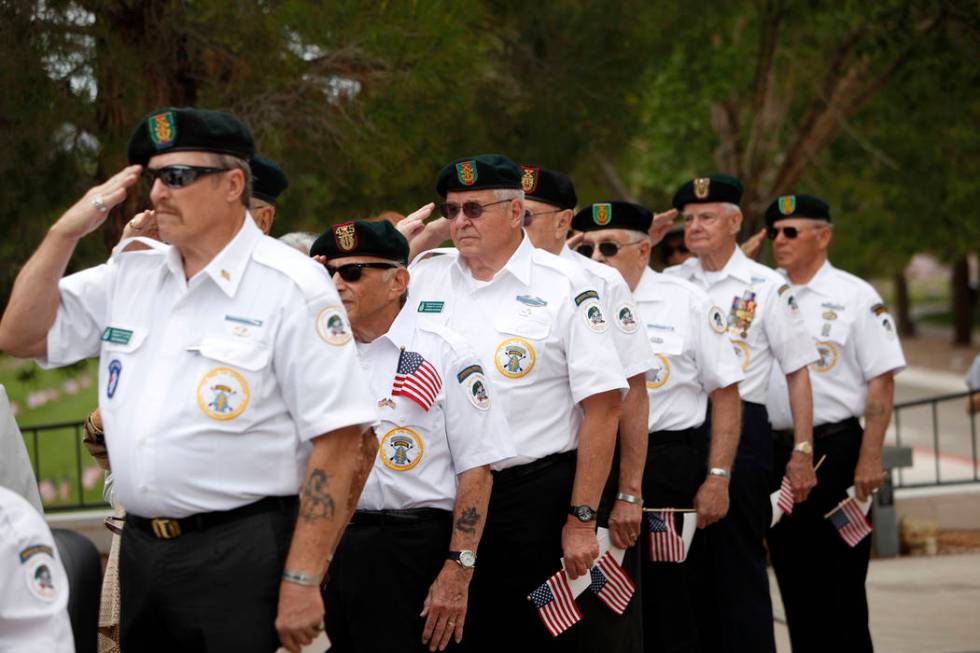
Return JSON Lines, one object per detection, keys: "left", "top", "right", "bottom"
{"left": 771, "top": 552, "right": 980, "bottom": 653}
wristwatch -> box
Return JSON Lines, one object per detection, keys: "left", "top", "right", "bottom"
{"left": 568, "top": 505, "right": 597, "bottom": 522}
{"left": 793, "top": 441, "right": 814, "bottom": 456}
{"left": 447, "top": 550, "right": 477, "bottom": 569}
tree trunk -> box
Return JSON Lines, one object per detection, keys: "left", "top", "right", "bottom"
{"left": 951, "top": 256, "right": 972, "bottom": 346}
{"left": 893, "top": 270, "right": 916, "bottom": 338}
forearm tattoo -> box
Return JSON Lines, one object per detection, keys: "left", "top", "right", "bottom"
{"left": 300, "top": 469, "right": 336, "bottom": 523}
{"left": 455, "top": 507, "right": 480, "bottom": 534}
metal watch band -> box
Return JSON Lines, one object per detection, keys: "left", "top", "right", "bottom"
{"left": 282, "top": 570, "right": 320, "bottom": 587}
{"left": 615, "top": 492, "right": 643, "bottom": 506}
{"left": 708, "top": 467, "right": 730, "bottom": 479}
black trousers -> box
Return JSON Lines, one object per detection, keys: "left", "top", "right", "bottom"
{"left": 119, "top": 497, "right": 297, "bottom": 653}
{"left": 639, "top": 426, "right": 708, "bottom": 653}
{"left": 323, "top": 508, "right": 454, "bottom": 652}
{"left": 577, "top": 442, "right": 644, "bottom": 653}
{"left": 463, "top": 451, "right": 578, "bottom": 652}
{"left": 768, "top": 418, "right": 873, "bottom": 653}
{"left": 690, "top": 401, "right": 776, "bottom": 653}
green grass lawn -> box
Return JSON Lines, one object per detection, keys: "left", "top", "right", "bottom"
{"left": 1, "top": 355, "right": 107, "bottom": 510}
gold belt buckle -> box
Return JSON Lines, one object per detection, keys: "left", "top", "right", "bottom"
{"left": 151, "top": 518, "right": 181, "bottom": 539}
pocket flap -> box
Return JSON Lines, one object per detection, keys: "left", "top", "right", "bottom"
{"left": 197, "top": 338, "right": 271, "bottom": 371}
{"left": 648, "top": 331, "right": 684, "bottom": 355}
{"left": 493, "top": 313, "right": 551, "bottom": 340}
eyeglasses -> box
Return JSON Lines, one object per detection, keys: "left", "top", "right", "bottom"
{"left": 766, "top": 225, "right": 820, "bottom": 240}
{"left": 143, "top": 165, "right": 230, "bottom": 189}
{"left": 523, "top": 208, "right": 562, "bottom": 226}
{"left": 438, "top": 199, "right": 511, "bottom": 220}
{"left": 576, "top": 240, "right": 644, "bottom": 258}
{"left": 325, "top": 262, "right": 399, "bottom": 282}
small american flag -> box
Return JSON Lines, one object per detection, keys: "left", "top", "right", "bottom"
{"left": 588, "top": 551, "right": 635, "bottom": 615}
{"left": 777, "top": 476, "right": 795, "bottom": 516}
{"left": 391, "top": 349, "right": 442, "bottom": 412}
{"left": 528, "top": 570, "right": 581, "bottom": 637}
{"left": 648, "top": 511, "right": 687, "bottom": 562}
{"left": 829, "top": 499, "right": 872, "bottom": 547}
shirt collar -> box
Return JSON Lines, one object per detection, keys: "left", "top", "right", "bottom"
{"left": 633, "top": 266, "right": 661, "bottom": 302}
{"left": 202, "top": 213, "right": 263, "bottom": 298}
{"left": 780, "top": 259, "right": 835, "bottom": 296}
{"left": 454, "top": 232, "right": 534, "bottom": 287}
{"left": 381, "top": 304, "right": 419, "bottom": 350}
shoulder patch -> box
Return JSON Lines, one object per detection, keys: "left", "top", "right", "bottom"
{"left": 457, "top": 363, "right": 490, "bottom": 410}
{"left": 25, "top": 554, "right": 58, "bottom": 602}
{"left": 578, "top": 295, "right": 608, "bottom": 333}
{"left": 574, "top": 289, "right": 600, "bottom": 306}
{"left": 614, "top": 302, "right": 640, "bottom": 334}
{"left": 778, "top": 283, "right": 791, "bottom": 296}
{"left": 19, "top": 544, "right": 53, "bottom": 564}
{"left": 708, "top": 305, "right": 727, "bottom": 334}
{"left": 315, "top": 305, "right": 352, "bottom": 346}
{"left": 871, "top": 302, "right": 889, "bottom": 316}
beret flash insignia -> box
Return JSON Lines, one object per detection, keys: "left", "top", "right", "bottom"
{"left": 693, "top": 177, "right": 711, "bottom": 199}
{"left": 148, "top": 111, "right": 176, "bottom": 149}
{"left": 333, "top": 222, "right": 358, "bottom": 252}
{"left": 521, "top": 166, "right": 539, "bottom": 193}
{"left": 456, "top": 160, "right": 478, "bottom": 186}
{"left": 592, "top": 203, "right": 612, "bottom": 226}
{"left": 778, "top": 195, "right": 797, "bottom": 215}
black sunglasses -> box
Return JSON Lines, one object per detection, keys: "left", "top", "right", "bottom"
{"left": 143, "top": 165, "right": 229, "bottom": 189}
{"left": 439, "top": 199, "right": 511, "bottom": 220}
{"left": 523, "top": 207, "right": 562, "bottom": 226}
{"left": 325, "top": 262, "right": 398, "bottom": 282}
{"left": 576, "top": 240, "right": 644, "bottom": 258}
{"left": 766, "top": 225, "right": 820, "bottom": 240}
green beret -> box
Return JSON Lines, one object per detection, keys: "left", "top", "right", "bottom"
{"left": 127, "top": 107, "right": 254, "bottom": 167}
{"left": 672, "top": 174, "right": 743, "bottom": 210}
{"left": 310, "top": 220, "right": 409, "bottom": 266}
{"left": 571, "top": 201, "right": 652, "bottom": 233}
{"left": 520, "top": 166, "right": 578, "bottom": 210}
{"left": 251, "top": 155, "right": 289, "bottom": 204}
{"left": 435, "top": 154, "right": 522, "bottom": 197}
{"left": 764, "top": 194, "right": 831, "bottom": 227}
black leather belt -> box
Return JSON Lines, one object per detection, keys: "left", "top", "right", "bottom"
{"left": 649, "top": 425, "right": 704, "bottom": 446}
{"left": 774, "top": 416, "right": 861, "bottom": 445}
{"left": 349, "top": 507, "right": 451, "bottom": 527}
{"left": 492, "top": 449, "right": 576, "bottom": 485}
{"left": 127, "top": 495, "right": 298, "bottom": 540}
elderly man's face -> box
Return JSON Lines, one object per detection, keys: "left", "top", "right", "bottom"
{"left": 682, "top": 203, "right": 741, "bottom": 256}
{"left": 446, "top": 189, "right": 522, "bottom": 259}
{"left": 770, "top": 218, "right": 831, "bottom": 271}
{"left": 522, "top": 198, "right": 569, "bottom": 253}
{"left": 324, "top": 255, "right": 405, "bottom": 326}
{"left": 580, "top": 228, "right": 650, "bottom": 289}
{"left": 147, "top": 150, "right": 243, "bottom": 246}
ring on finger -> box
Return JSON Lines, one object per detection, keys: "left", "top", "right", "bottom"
{"left": 315, "top": 623, "right": 325, "bottom": 632}
{"left": 92, "top": 195, "right": 108, "bottom": 212}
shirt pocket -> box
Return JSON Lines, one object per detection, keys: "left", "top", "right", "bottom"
{"left": 810, "top": 318, "right": 851, "bottom": 374}
{"left": 100, "top": 327, "right": 149, "bottom": 403}
{"left": 648, "top": 331, "right": 684, "bottom": 356}
{"left": 376, "top": 411, "right": 436, "bottom": 474}
{"left": 191, "top": 338, "right": 272, "bottom": 425}
{"left": 493, "top": 312, "right": 552, "bottom": 341}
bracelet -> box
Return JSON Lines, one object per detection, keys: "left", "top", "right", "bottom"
{"left": 615, "top": 492, "right": 643, "bottom": 506}
{"left": 282, "top": 570, "right": 321, "bottom": 587}
{"left": 708, "top": 467, "right": 730, "bottom": 479}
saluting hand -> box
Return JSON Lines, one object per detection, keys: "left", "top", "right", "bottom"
{"left": 398, "top": 202, "right": 451, "bottom": 261}
{"left": 648, "top": 209, "right": 678, "bottom": 246}
{"left": 562, "top": 521, "right": 599, "bottom": 580}
{"left": 565, "top": 231, "right": 585, "bottom": 252}
{"left": 54, "top": 165, "right": 142, "bottom": 241}
{"left": 693, "top": 476, "right": 729, "bottom": 528}
{"left": 785, "top": 453, "right": 817, "bottom": 503}
{"left": 608, "top": 501, "right": 642, "bottom": 549}
{"left": 420, "top": 562, "right": 470, "bottom": 651}
{"left": 740, "top": 228, "right": 767, "bottom": 261}
{"left": 853, "top": 451, "right": 886, "bottom": 501}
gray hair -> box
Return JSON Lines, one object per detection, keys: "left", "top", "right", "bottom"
{"left": 719, "top": 202, "right": 741, "bottom": 218}
{"left": 212, "top": 153, "right": 252, "bottom": 206}
{"left": 493, "top": 188, "right": 525, "bottom": 202}
{"left": 278, "top": 231, "right": 318, "bottom": 255}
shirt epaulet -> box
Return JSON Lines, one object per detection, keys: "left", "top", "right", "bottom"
{"left": 252, "top": 237, "right": 331, "bottom": 304}
{"left": 416, "top": 320, "right": 474, "bottom": 361}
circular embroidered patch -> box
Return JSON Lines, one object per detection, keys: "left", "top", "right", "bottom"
{"left": 26, "top": 556, "right": 57, "bottom": 602}
{"left": 197, "top": 367, "right": 250, "bottom": 420}
{"left": 708, "top": 305, "right": 727, "bottom": 334}
{"left": 494, "top": 338, "right": 536, "bottom": 379}
{"left": 646, "top": 354, "right": 671, "bottom": 390}
{"left": 731, "top": 339, "right": 750, "bottom": 371}
{"left": 810, "top": 341, "right": 839, "bottom": 373}
{"left": 315, "top": 305, "right": 352, "bottom": 346}
{"left": 615, "top": 303, "right": 640, "bottom": 334}
{"left": 459, "top": 367, "right": 491, "bottom": 411}
{"left": 380, "top": 426, "right": 424, "bottom": 471}
{"left": 580, "top": 298, "right": 609, "bottom": 333}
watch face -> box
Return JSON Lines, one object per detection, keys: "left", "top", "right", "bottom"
{"left": 573, "top": 505, "right": 596, "bottom": 522}
{"left": 459, "top": 551, "right": 476, "bottom": 567}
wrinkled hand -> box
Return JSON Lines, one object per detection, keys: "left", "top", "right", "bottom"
{"left": 740, "top": 228, "right": 767, "bottom": 260}
{"left": 565, "top": 231, "right": 585, "bottom": 252}
{"left": 608, "top": 500, "right": 642, "bottom": 549}
{"left": 420, "top": 562, "right": 470, "bottom": 651}
{"left": 55, "top": 165, "right": 142, "bottom": 241}
{"left": 562, "top": 521, "right": 599, "bottom": 580}
{"left": 276, "top": 582, "right": 325, "bottom": 653}
{"left": 398, "top": 203, "right": 451, "bottom": 260}
{"left": 786, "top": 453, "right": 817, "bottom": 503}
{"left": 118, "top": 210, "right": 160, "bottom": 251}
{"left": 853, "top": 451, "right": 886, "bottom": 501}
{"left": 649, "top": 209, "right": 678, "bottom": 246}
{"left": 693, "top": 476, "right": 729, "bottom": 528}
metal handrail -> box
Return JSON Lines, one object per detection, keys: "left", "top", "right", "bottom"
{"left": 891, "top": 389, "right": 979, "bottom": 488}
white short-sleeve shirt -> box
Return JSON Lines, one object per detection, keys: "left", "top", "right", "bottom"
{"left": 666, "top": 247, "right": 818, "bottom": 404}
{"left": 39, "top": 216, "right": 379, "bottom": 518}
{"left": 408, "top": 235, "right": 628, "bottom": 469}
{"left": 558, "top": 246, "right": 656, "bottom": 378}
{"left": 355, "top": 307, "right": 515, "bottom": 511}
{"left": 633, "top": 267, "right": 745, "bottom": 432}
{"left": 0, "top": 486, "right": 74, "bottom": 653}
{"left": 766, "top": 261, "right": 907, "bottom": 430}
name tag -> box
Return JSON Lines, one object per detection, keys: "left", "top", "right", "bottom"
{"left": 101, "top": 327, "right": 133, "bottom": 345}
{"left": 418, "top": 301, "right": 445, "bottom": 313}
